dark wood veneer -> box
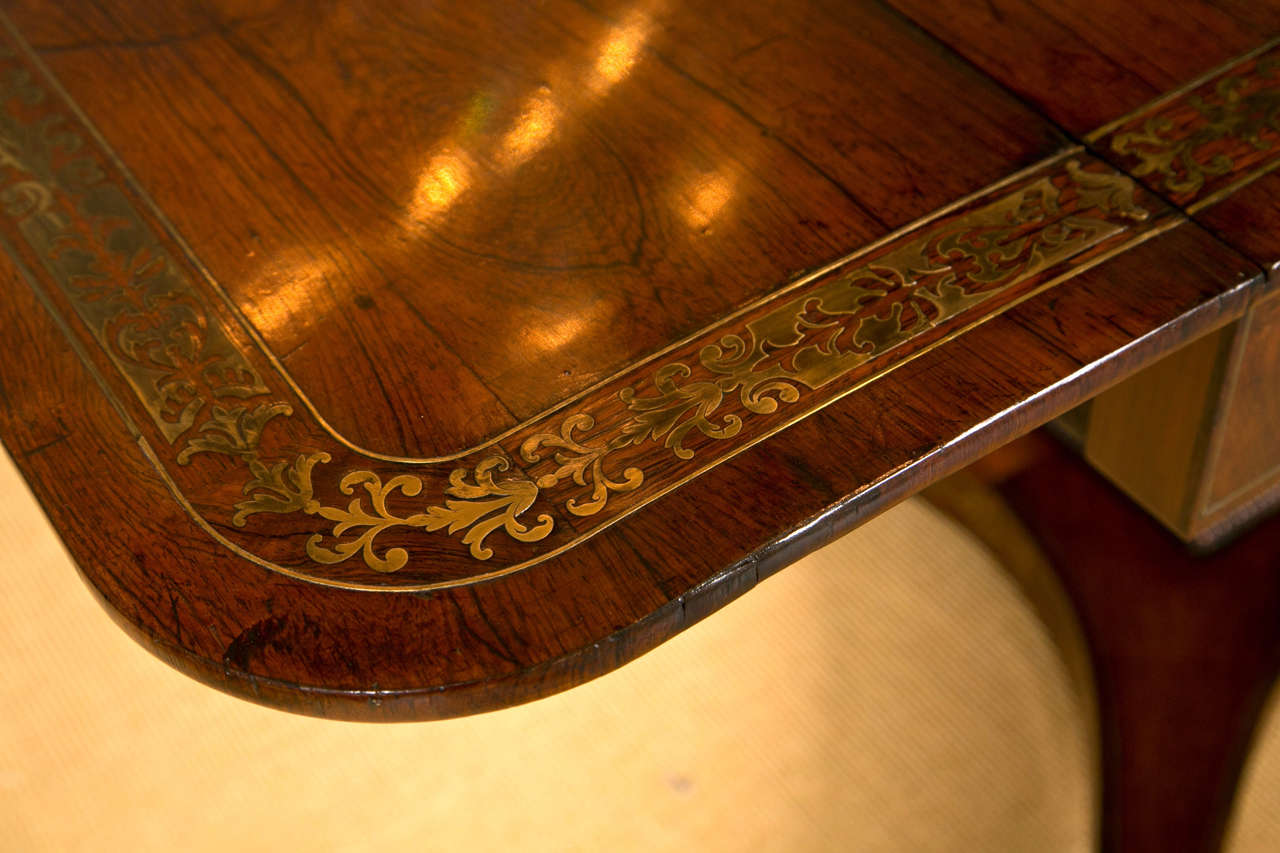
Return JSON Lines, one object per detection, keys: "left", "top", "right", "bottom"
{"left": 0, "top": 214, "right": 1257, "bottom": 719}
{"left": 6, "top": 0, "right": 1066, "bottom": 457}
{"left": 0, "top": 0, "right": 1276, "bottom": 724}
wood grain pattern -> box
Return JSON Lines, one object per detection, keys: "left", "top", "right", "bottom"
{"left": 1087, "top": 40, "right": 1280, "bottom": 214}
{"left": 0, "top": 0, "right": 1274, "bottom": 718}
{"left": 890, "top": 1, "right": 1280, "bottom": 546}
{"left": 888, "top": 0, "right": 1280, "bottom": 276}
{"left": 0, "top": 211, "right": 1256, "bottom": 719}
{"left": 3, "top": 0, "right": 1067, "bottom": 457}
{"left": 1083, "top": 328, "right": 1233, "bottom": 533}
{"left": 0, "top": 40, "right": 1177, "bottom": 590}
{"left": 885, "top": 0, "right": 1280, "bottom": 136}
{"left": 889, "top": 4, "right": 1280, "bottom": 219}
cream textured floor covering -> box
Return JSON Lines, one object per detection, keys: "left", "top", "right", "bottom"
{"left": 1225, "top": 685, "right": 1280, "bottom": 852}
{"left": 0, "top": 447, "right": 1091, "bottom": 852}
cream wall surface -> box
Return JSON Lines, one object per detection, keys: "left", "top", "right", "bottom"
{"left": 0, "top": 447, "right": 1091, "bottom": 852}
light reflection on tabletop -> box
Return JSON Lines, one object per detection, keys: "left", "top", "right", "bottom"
{"left": 236, "top": 0, "right": 760, "bottom": 434}
{"left": 406, "top": 4, "right": 661, "bottom": 221}
{"left": 677, "top": 172, "right": 737, "bottom": 231}
{"left": 496, "top": 87, "right": 562, "bottom": 172}
{"left": 589, "top": 10, "right": 652, "bottom": 92}
{"left": 411, "top": 150, "right": 473, "bottom": 220}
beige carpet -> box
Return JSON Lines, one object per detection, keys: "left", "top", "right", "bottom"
{"left": 0, "top": 447, "right": 1092, "bottom": 852}
{"left": 1225, "top": 684, "right": 1280, "bottom": 852}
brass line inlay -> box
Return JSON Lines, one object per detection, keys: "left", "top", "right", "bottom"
{"left": 0, "top": 65, "right": 270, "bottom": 445}
{"left": 0, "top": 23, "right": 1270, "bottom": 590}
{"left": 1089, "top": 38, "right": 1280, "bottom": 213}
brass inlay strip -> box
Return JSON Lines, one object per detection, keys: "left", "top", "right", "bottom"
{"left": 1089, "top": 37, "right": 1280, "bottom": 213}
{"left": 0, "top": 5, "right": 1098, "bottom": 467}
{"left": 1086, "top": 37, "right": 1280, "bottom": 143}
{"left": 0, "top": 21, "right": 1270, "bottom": 591}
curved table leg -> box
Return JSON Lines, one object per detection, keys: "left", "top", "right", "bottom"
{"left": 967, "top": 433, "right": 1280, "bottom": 853}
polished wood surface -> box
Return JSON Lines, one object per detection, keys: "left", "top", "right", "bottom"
{"left": 890, "top": 0, "right": 1280, "bottom": 271}
{"left": 880, "top": 0, "right": 1280, "bottom": 544}
{"left": 885, "top": 0, "right": 1280, "bottom": 136}
{"left": 0, "top": 1, "right": 1276, "bottom": 720}
{"left": 8, "top": 0, "right": 1065, "bottom": 455}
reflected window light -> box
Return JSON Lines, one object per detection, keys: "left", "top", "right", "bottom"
{"left": 678, "top": 173, "right": 735, "bottom": 230}
{"left": 589, "top": 15, "right": 650, "bottom": 93}
{"left": 497, "top": 88, "right": 560, "bottom": 171}
{"left": 519, "top": 299, "right": 615, "bottom": 354}
{"left": 522, "top": 313, "right": 587, "bottom": 353}
{"left": 242, "top": 252, "right": 334, "bottom": 337}
{"left": 411, "top": 151, "right": 472, "bottom": 220}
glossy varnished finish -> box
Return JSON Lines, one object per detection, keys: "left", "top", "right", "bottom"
{"left": 885, "top": 0, "right": 1280, "bottom": 137}
{"left": 0, "top": 216, "right": 1256, "bottom": 718}
{"left": 0, "top": 81, "right": 1178, "bottom": 591}
{"left": 887, "top": 2, "right": 1280, "bottom": 545}
{"left": 4, "top": 0, "right": 1065, "bottom": 456}
{"left": 0, "top": 0, "right": 1275, "bottom": 720}
{"left": 887, "top": 0, "right": 1280, "bottom": 271}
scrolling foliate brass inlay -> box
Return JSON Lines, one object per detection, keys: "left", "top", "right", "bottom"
{"left": 305, "top": 457, "right": 555, "bottom": 569}
{"left": 190, "top": 153, "right": 1157, "bottom": 585}
{"left": 520, "top": 414, "right": 644, "bottom": 517}
{"left": 1091, "top": 39, "right": 1280, "bottom": 211}
{"left": 0, "top": 64, "right": 270, "bottom": 444}
{"left": 0, "top": 46, "right": 554, "bottom": 574}
{"left": 9, "top": 22, "right": 1272, "bottom": 591}
{"left": 615, "top": 161, "right": 1149, "bottom": 460}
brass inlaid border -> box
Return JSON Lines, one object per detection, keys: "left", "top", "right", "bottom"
{"left": 1088, "top": 37, "right": 1280, "bottom": 214}
{"left": 1087, "top": 37, "right": 1280, "bottom": 142}
{"left": 0, "top": 20, "right": 1271, "bottom": 591}
{"left": 0, "top": 5, "right": 1106, "bottom": 468}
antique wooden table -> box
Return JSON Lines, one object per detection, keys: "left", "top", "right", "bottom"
{"left": 3, "top": 2, "right": 1280, "bottom": 842}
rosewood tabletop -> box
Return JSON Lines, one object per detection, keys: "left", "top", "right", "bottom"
{"left": 0, "top": 0, "right": 1274, "bottom": 720}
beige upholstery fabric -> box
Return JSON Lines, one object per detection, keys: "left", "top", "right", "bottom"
{"left": 1225, "top": 684, "right": 1280, "bottom": 852}
{"left": 0, "top": 447, "right": 1092, "bottom": 852}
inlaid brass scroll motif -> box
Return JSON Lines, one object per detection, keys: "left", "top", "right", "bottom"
{"left": 226, "top": 158, "right": 1150, "bottom": 572}
{"left": 520, "top": 414, "right": 644, "bottom": 517}
{"left": 1099, "top": 50, "right": 1280, "bottom": 206}
{"left": 218, "top": 446, "right": 556, "bottom": 569}
{"left": 16, "top": 17, "right": 1253, "bottom": 586}
{"left": 0, "top": 65, "right": 270, "bottom": 445}
{"left": 303, "top": 456, "right": 555, "bottom": 569}
{"left": 0, "top": 56, "right": 557, "bottom": 571}
{"left": 0, "top": 41, "right": 1158, "bottom": 578}
{"left": 617, "top": 161, "right": 1149, "bottom": 460}
{"left": 237, "top": 412, "right": 636, "bottom": 572}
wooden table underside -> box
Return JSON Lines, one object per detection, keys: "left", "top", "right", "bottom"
{"left": 0, "top": 0, "right": 1278, "bottom": 736}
